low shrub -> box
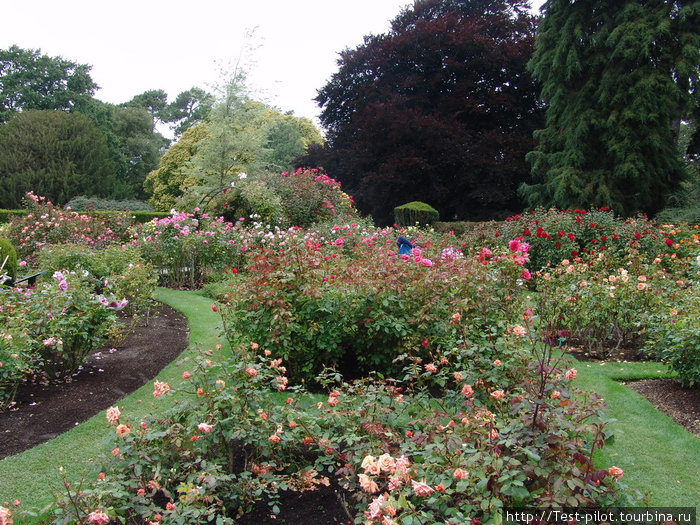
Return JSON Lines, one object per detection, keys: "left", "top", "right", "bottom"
{"left": 218, "top": 226, "right": 530, "bottom": 384}
{"left": 136, "top": 212, "right": 243, "bottom": 289}
{"left": 65, "top": 196, "right": 154, "bottom": 212}
{"left": 533, "top": 253, "right": 678, "bottom": 357}
{"left": 643, "top": 273, "right": 700, "bottom": 387}
{"left": 394, "top": 201, "right": 440, "bottom": 227}
{"left": 0, "top": 237, "right": 18, "bottom": 282}
{"left": 3, "top": 192, "right": 135, "bottom": 262}
{"left": 0, "top": 271, "right": 126, "bottom": 405}
{"left": 495, "top": 207, "right": 673, "bottom": 273}
{"left": 37, "top": 244, "right": 157, "bottom": 317}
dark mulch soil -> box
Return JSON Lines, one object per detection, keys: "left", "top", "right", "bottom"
{"left": 0, "top": 304, "right": 190, "bottom": 459}
{"left": 625, "top": 379, "right": 700, "bottom": 438}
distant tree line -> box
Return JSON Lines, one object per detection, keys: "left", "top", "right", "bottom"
{"left": 0, "top": 45, "right": 324, "bottom": 211}
{"left": 2, "top": 0, "right": 698, "bottom": 222}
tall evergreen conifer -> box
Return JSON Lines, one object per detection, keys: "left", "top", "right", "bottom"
{"left": 521, "top": 0, "right": 699, "bottom": 216}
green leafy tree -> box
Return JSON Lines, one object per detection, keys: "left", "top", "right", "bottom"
{"left": 162, "top": 87, "right": 215, "bottom": 137}
{"left": 178, "top": 71, "right": 324, "bottom": 209}
{"left": 111, "top": 105, "right": 169, "bottom": 199}
{"left": 0, "top": 110, "right": 118, "bottom": 207}
{"left": 78, "top": 97, "right": 168, "bottom": 199}
{"left": 143, "top": 123, "right": 209, "bottom": 211}
{"left": 521, "top": 0, "right": 699, "bottom": 216}
{"left": 0, "top": 45, "right": 97, "bottom": 123}
{"left": 124, "top": 89, "right": 169, "bottom": 130}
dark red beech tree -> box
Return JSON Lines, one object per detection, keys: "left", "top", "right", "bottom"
{"left": 304, "top": 0, "right": 543, "bottom": 225}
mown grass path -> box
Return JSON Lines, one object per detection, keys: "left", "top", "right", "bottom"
{"left": 573, "top": 357, "right": 699, "bottom": 506}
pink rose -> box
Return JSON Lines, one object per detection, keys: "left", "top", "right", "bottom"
{"left": 358, "top": 473, "right": 379, "bottom": 493}
{"left": 105, "top": 406, "right": 121, "bottom": 425}
{"left": 565, "top": 368, "right": 577, "bottom": 380}
{"left": 490, "top": 389, "right": 505, "bottom": 400}
{"left": 268, "top": 434, "right": 280, "bottom": 443}
{"left": 453, "top": 467, "right": 468, "bottom": 480}
{"left": 411, "top": 479, "right": 435, "bottom": 497}
{"left": 461, "top": 384, "right": 474, "bottom": 397}
{"left": 115, "top": 424, "right": 130, "bottom": 437}
{"left": 377, "top": 453, "right": 396, "bottom": 474}
{"left": 87, "top": 511, "right": 110, "bottom": 524}
{"left": 245, "top": 367, "right": 258, "bottom": 377}
{"left": 608, "top": 466, "right": 624, "bottom": 479}
{"left": 197, "top": 422, "right": 213, "bottom": 433}
{"left": 153, "top": 380, "right": 170, "bottom": 398}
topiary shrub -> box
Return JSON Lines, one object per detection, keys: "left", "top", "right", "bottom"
{"left": 394, "top": 201, "right": 439, "bottom": 227}
{"left": 0, "top": 238, "right": 18, "bottom": 282}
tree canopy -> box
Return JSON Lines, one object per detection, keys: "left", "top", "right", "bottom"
{"left": 520, "top": 0, "right": 699, "bottom": 216}
{"left": 0, "top": 45, "right": 97, "bottom": 123}
{"left": 0, "top": 110, "right": 119, "bottom": 207}
{"left": 308, "top": 0, "right": 542, "bottom": 225}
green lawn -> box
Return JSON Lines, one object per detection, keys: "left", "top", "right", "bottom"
{"left": 572, "top": 356, "right": 700, "bottom": 506}
{"left": 1, "top": 289, "right": 698, "bottom": 521}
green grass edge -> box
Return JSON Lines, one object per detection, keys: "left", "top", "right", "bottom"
{"left": 572, "top": 356, "right": 700, "bottom": 507}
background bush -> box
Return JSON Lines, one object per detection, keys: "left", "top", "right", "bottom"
{"left": 218, "top": 225, "right": 528, "bottom": 384}
{"left": 64, "top": 196, "right": 154, "bottom": 212}
{"left": 394, "top": 201, "right": 440, "bottom": 227}
{"left": 0, "top": 237, "right": 18, "bottom": 281}
{"left": 37, "top": 244, "right": 157, "bottom": 317}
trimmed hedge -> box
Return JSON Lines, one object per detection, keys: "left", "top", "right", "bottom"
{"left": 0, "top": 209, "right": 169, "bottom": 224}
{"left": 394, "top": 201, "right": 439, "bottom": 226}
{"left": 0, "top": 238, "right": 18, "bottom": 280}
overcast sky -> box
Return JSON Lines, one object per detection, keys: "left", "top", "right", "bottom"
{"left": 2, "top": 0, "right": 545, "bottom": 130}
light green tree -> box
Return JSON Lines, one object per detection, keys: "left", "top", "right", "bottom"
{"left": 143, "top": 123, "right": 209, "bottom": 211}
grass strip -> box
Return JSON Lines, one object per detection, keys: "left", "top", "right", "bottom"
{"left": 571, "top": 357, "right": 700, "bottom": 506}
{"left": 0, "top": 288, "right": 225, "bottom": 523}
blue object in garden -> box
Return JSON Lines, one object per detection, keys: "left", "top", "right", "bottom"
{"left": 397, "top": 236, "right": 413, "bottom": 255}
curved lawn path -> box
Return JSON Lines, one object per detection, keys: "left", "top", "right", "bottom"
{"left": 0, "top": 289, "right": 223, "bottom": 523}
{"left": 573, "top": 358, "right": 700, "bottom": 506}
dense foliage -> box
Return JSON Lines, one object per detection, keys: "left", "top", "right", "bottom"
{"left": 309, "top": 0, "right": 543, "bottom": 225}
{"left": 1, "top": 189, "right": 697, "bottom": 522}
{"left": 0, "top": 110, "right": 122, "bottom": 208}
{"left": 521, "top": 0, "right": 700, "bottom": 216}
{"left": 0, "top": 45, "right": 97, "bottom": 124}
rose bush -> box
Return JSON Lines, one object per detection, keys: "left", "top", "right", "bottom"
{"left": 3, "top": 192, "right": 134, "bottom": 263}
{"left": 216, "top": 225, "right": 531, "bottom": 384}
{"left": 0, "top": 270, "right": 125, "bottom": 393}
{"left": 50, "top": 322, "right": 638, "bottom": 524}
{"left": 495, "top": 207, "right": 681, "bottom": 275}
